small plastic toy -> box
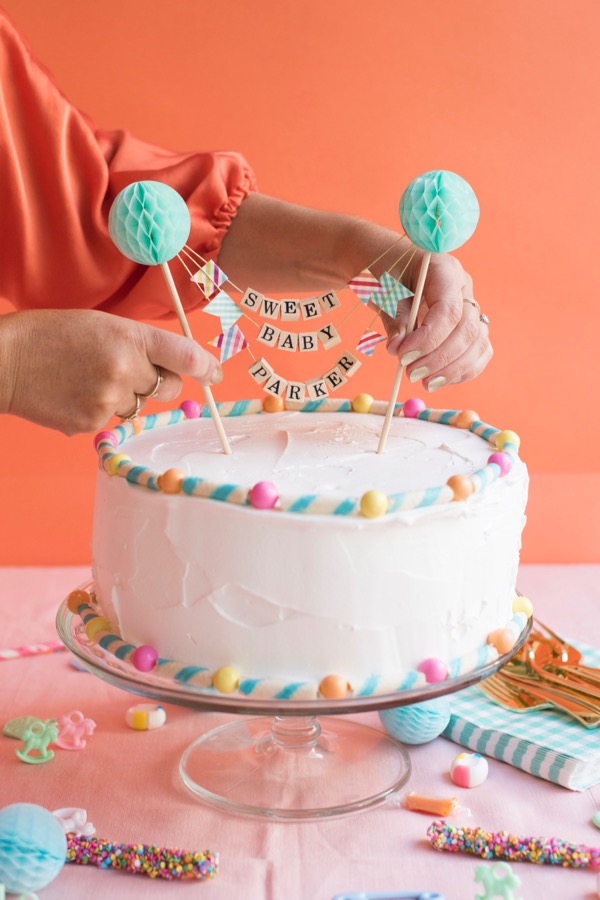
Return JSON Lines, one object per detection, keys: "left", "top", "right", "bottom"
{"left": 0, "top": 803, "right": 67, "bottom": 893}
{"left": 15, "top": 719, "right": 58, "bottom": 764}
{"left": 55, "top": 711, "right": 96, "bottom": 750}
{"left": 474, "top": 861, "right": 521, "bottom": 900}
{"left": 379, "top": 697, "right": 451, "bottom": 745}
{"left": 52, "top": 808, "right": 95, "bottom": 837}
{"left": 450, "top": 752, "right": 489, "bottom": 788}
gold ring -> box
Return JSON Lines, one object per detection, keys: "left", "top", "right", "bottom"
{"left": 463, "top": 297, "right": 481, "bottom": 314}
{"left": 139, "top": 365, "right": 164, "bottom": 400}
{"left": 119, "top": 395, "right": 141, "bottom": 422}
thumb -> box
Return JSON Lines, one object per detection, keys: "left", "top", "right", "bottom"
{"left": 144, "top": 324, "right": 223, "bottom": 385}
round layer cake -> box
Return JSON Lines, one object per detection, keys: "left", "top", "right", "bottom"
{"left": 91, "top": 398, "right": 528, "bottom": 699}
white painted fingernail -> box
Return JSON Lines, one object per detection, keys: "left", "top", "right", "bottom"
{"left": 427, "top": 376, "right": 447, "bottom": 392}
{"left": 409, "top": 366, "right": 429, "bottom": 383}
{"left": 401, "top": 350, "right": 422, "bottom": 366}
{"left": 210, "top": 366, "right": 224, "bottom": 385}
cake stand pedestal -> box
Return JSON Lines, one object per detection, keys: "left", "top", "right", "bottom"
{"left": 56, "top": 596, "right": 530, "bottom": 822}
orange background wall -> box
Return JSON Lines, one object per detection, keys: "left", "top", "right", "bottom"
{"left": 1, "top": 0, "right": 598, "bottom": 565}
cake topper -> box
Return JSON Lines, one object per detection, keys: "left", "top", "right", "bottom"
{"left": 377, "top": 170, "right": 480, "bottom": 454}
{"left": 108, "top": 181, "right": 231, "bottom": 454}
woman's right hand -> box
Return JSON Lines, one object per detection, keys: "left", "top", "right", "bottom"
{"left": 0, "top": 308, "right": 222, "bottom": 435}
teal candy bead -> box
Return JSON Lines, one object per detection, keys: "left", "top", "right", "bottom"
{"left": 108, "top": 180, "right": 191, "bottom": 265}
{"left": 400, "top": 170, "right": 479, "bottom": 253}
{"left": 0, "top": 803, "right": 67, "bottom": 892}
{"left": 379, "top": 697, "right": 451, "bottom": 745}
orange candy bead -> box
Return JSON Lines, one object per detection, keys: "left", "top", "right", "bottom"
{"left": 447, "top": 475, "right": 475, "bottom": 501}
{"left": 67, "top": 589, "right": 90, "bottom": 614}
{"left": 159, "top": 468, "right": 185, "bottom": 494}
{"left": 487, "top": 628, "right": 516, "bottom": 654}
{"left": 455, "top": 409, "right": 479, "bottom": 429}
{"left": 319, "top": 674, "right": 349, "bottom": 699}
{"left": 263, "top": 395, "right": 285, "bottom": 413}
{"left": 132, "top": 418, "right": 144, "bottom": 435}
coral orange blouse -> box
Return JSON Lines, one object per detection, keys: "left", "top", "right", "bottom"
{"left": 0, "top": 10, "right": 256, "bottom": 321}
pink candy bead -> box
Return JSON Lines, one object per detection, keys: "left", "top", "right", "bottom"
{"left": 417, "top": 657, "right": 448, "bottom": 684}
{"left": 132, "top": 645, "right": 158, "bottom": 672}
{"left": 403, "top": 397, "right": 426, "bottom": 418}
{"left": 179, "top": 400, "right": 201, "bottom": 419}
{"left": 249, "top": 481, "right": 279, "bottom": 510}
{"left": 94, "top": 430, "right": 117, "bottom": 450}
{"left": 488, "top": 451, "right": 513, "bottom": 476}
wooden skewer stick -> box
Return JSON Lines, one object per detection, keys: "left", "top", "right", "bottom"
{"left": 377, "top": 251, "right": 431, "bottom": 455}
{"left": 160, "top": 262, "right": 231, "bottom": 455}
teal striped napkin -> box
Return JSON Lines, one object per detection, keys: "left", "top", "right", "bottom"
{"left": 443, "top": 640, "right": 600, "bottom": 791}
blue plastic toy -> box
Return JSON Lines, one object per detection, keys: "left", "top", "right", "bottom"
{"left": 108, "top": 180, "right": 191, "bottom": 265}
{"left": 0, "top": 803, "right": 66, "bottom": 893}
{"left": 400, "top": 170, "right": 479, "bottom": 253}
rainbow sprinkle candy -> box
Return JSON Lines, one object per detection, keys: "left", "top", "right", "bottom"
{"left": 427, "top": 820, "right": 600, "bottom": 869}
{"left": 66, "top": 834, "right": 218, "bottom": 880}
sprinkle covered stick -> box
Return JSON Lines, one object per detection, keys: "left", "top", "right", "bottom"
{"left": 66, "top": 834, "right": 218, "bottom": 881}
{"left": 427, "top": 820, "right": 600, "bottom": 870}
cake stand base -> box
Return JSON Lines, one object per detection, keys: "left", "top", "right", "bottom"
{"left": 179, "top": 715, "right": 411, "bottom": 821}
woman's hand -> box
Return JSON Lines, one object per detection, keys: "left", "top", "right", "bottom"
{"left": 380, "top": 252, "right": 492, "bottom": 391}
{"left": 0, "top": 309, "right": 222, "bottom": 435}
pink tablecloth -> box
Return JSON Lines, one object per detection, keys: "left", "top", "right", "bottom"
{"left": 1, "top": 565, "right": 599, "bottom": 900}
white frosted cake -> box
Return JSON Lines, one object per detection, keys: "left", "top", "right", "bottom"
{"left": 82, "top": 397, "right": 529, "bottom": 701}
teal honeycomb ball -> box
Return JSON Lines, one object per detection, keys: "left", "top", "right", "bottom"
{"left": 108, "top": 180, "right": 191, "bottom": 265}
{"left": 379, "top": 696, "right": 451, "bottom": 744}
{"left": 400, "top": 170, "right": 479, "bottom": 253}
{"left": 0, "top": 803, "right": 66, "bottom": 892}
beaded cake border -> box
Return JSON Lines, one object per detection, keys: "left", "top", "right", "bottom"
{"left": 68, "top": 589, "right": 529, "bottom": 702}
{"left": 94, "top": 397, "right": 521, "bottom": 517}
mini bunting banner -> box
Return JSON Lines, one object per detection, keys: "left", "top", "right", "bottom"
{"left": 191, "top": 260, "right": 228, "bottom": 298}
{"left": 372, "top": 271, "right": 414, "bottom": 317}
{"left": 348, "top": 269, "right": 386, "bottom": 305}
{"left": 356, "top": 330, "right": 387, "bottom": 356}
{"left": 203, "top": 290, "right": 242, "bottom": 330}
{"left": 209, "top": 324, "right": 248, "bottom": 363}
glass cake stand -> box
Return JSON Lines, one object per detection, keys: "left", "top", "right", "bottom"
{"left": 56, "top": 591, "right": 531, "bottom": 822}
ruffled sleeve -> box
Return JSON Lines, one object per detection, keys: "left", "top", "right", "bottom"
{"left": 0, "top": 9, "right": 256, "bottom": 320}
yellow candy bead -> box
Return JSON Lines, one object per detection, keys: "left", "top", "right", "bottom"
{"left": 447, "top": 474, "right": 474, "bottom": 501}
{"left": 213, "top": 666, "right": 240, "bottom": 694}
{"left": 67, "top": 589, "right": 90, "bottom": 614}
{"left": 496, "top": 430, "right": 521, "bottom": 450}
{"left": 352, "top": 393, "right": 374, "bottom": 414}
{"left": 487, "top": 628, "right": 516, "bottom": 654}
{"left": 512, "top": 595, "right": 534, "bottom": 617}
{"left": 85, "top": 617, "right": 112, "bottom": 640}
{"left": 263, "top": 395, "right": 285, "bottom": 413}
{"left": 159, "top": 468, "right": 185, "bottom": 494}
{"left": 107, "top": 453, "right": 131, "bottom": 476}
{"left": 360, "top": 490, "right": 389, "bottom": 518}
{"left": 319, "top": 674, "right": 349, "bottom": 699}
{"left": 455, "top": 409, "right": 479, "bottom": 429}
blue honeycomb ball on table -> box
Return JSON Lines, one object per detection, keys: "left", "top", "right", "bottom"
{"left": 379, "top": 697, "right": 451, "bottom": 744}
{"left": 108, "top": 180, "right": 191, "bottom": 265}
{"left": 0, "top": 803, "right": 67, "bottom": 893}
{"left": 399, "top": 170, "right": 479, "bottom": 253}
